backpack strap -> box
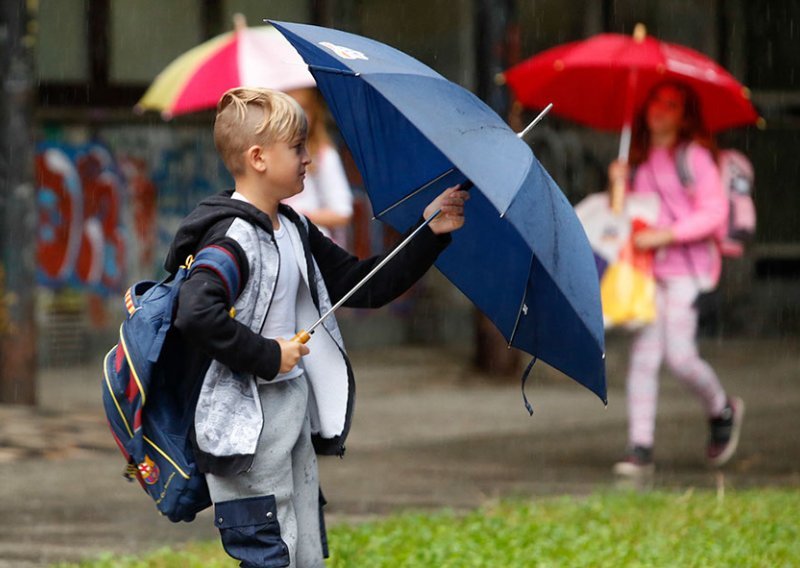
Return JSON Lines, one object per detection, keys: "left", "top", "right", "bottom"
{"left": 628, "top": 143, "right": 693, "bottom": 191}
{"left": 190, "top": 244, "right": 244, "bottom": 307}
{"left": 675, "top": 142, "right": 693, "bottom": 188}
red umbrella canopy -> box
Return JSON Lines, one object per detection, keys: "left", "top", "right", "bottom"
{"left": 502, "top": 25, "right": 760, "bottom": 133}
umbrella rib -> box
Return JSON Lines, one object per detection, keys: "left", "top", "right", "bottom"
{"left": 371, "top": 167, "right": 457, "bottom": 220}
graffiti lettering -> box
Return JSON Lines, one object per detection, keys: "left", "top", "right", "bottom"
{"left": 36, "top": 143, "right": 129, "bottom": 294}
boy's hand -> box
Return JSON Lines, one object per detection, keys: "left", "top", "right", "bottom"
{"left": 276, "top": 338, "right": 310, "bottom": 374}
{"left": 424, "top": 184, "right": 470, "bottom": 235}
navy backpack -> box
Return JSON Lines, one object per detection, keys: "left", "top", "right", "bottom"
{"left": 102, "top": 245, "right": 241, "bottom": 522}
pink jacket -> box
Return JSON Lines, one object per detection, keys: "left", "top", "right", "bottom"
{"left": 631, "top": 143, "right": 728, "bottom": 290}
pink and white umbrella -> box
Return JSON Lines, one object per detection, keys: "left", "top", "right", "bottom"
{"left": 136, "top": 19, "right": 315, "bottom": 119}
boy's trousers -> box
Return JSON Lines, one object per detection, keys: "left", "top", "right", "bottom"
{"left": 205, "top": 373, "right": 325, "bottom": 568}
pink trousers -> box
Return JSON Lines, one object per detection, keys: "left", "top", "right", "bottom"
{"left": 626, "top": 277, "right": 727, "bottom": 447}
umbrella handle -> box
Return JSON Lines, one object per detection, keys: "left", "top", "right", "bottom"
{"left": 291, "top": 330, "right": 312, "bottom": 344}
{"left": 610, "top": 177, "right": 626, "bottom": 215}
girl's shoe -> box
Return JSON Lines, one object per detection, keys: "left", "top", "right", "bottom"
{"left": 707, "top": 396, "right": 745, "bottom": 467}
{"left": 613, "top": 445, "right": 655, "bottom": 477}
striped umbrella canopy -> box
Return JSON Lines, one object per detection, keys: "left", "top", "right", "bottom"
{"left": 136, "top": 21, "right": 315, "bottom": 119}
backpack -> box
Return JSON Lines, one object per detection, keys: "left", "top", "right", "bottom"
{"left": 676, "top": 145, "right": 756, "bottom": 258}
{"left": 102, "top": 245, "right": 242, "bottom": 522}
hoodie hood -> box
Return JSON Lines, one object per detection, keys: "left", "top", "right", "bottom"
{"left": 165, "top": 190, "right": 277, "bottom": 273}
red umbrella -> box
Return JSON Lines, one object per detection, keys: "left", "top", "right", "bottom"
{"left": 501, "top": 24, "right": 761, "bottom": 211}
{"left": 502, "top": 24, "right": 760, "bottom": 155}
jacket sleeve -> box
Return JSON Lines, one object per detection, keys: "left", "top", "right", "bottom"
{"left": 670, "top": 146, "right": 729, "bottom": 244}
{"left": 309, "top": 217, "right": 451, "bottom": 308}
{"left": 173, "top": 239, "right": 282, "bottom": 380}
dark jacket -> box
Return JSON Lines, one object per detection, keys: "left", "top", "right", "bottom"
{"left": 167, "top": 190, "right": 450, "bottom": 474}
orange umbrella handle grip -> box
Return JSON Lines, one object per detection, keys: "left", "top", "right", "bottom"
{"left": 292, "top": 330, "right": 312, "bottom": 344}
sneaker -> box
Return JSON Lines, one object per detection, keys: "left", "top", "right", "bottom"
{"left": 707, "top": 396, "right": 745, "bottom": 467}
{"left": 613, "top": 445, "right": 655, "bottom": 477}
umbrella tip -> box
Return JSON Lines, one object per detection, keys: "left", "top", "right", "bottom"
{"left": 633, "top": 22, "right": 647, "bottom": 42}
{"left": 233, "top": 12, "right": 247, "bottom": 31}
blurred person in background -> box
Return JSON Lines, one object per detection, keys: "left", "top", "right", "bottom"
{"left": 284, "top": 87, "right": 354, "bottom": 247}
{"left": 608, "top": 81, "right": 744, "bottom": 479}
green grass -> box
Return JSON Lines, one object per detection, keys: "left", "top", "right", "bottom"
{"left": 57, "top": 489, "right": 800, "bottom": 567}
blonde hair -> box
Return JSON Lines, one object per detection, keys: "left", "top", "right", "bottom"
{"left": 214, "top": 87, "right": 308, "bottom": 176}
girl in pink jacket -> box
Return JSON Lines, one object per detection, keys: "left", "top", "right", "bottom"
{"left": 609, "top": 81, "right": 744, "bottom": 478}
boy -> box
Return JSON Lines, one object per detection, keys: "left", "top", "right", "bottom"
{"left": 165, "top": 87, "right": 467, "bottom": 567}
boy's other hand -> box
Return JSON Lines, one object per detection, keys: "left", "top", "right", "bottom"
{"left": 276, "top": 338, "right": 310, "bottom": 373}
{"left": 425, "top": 184, "right": 470, "bottom": 235}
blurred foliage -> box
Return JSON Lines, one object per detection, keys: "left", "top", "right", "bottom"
{"left": 57, "top": 488, "right": 800, "bottom": 567}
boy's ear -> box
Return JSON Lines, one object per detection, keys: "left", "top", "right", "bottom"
{"left": 245, "top": 145, "right": 268, "bottom": 173}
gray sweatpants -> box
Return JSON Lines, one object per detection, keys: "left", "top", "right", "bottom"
{"left": 206, "top": 373, "right": 324, "bottom": 567}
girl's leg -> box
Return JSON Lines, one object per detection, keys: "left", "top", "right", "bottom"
{"left": 661, "top": 278, "right": 727, "bottom": 417}
{"left": 625, "top": 282, "right": 667, "bottom": 448}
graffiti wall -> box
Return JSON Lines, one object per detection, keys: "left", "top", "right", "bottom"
{"left": 100, "top": 124, "right": 233, "bottom": 278}
{"left": 35, "top": 124, "right": 232, "bottom": 295}
{"left": 34, "top": 124, "right": 232, "bottom": 364}
{"left": 36, "top": 142, "right": 128, "bottom": 293}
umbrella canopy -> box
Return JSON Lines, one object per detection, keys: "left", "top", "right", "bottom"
{"left": 136, "top": 23, "right": 315, "bottom": 118}
{"left": 272, "top": 21, "right": 606, "bottom": 404}
{"left": 502, "top": 24, "right": 760, "bottom": 134}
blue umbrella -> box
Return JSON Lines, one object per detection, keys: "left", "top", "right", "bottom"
{"left": 272, "top": 21, "right": 607, "bottom": 405}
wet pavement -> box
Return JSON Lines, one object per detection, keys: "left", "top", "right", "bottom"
{"left": 0, "top": 336, "right": 798, "bottom": 566}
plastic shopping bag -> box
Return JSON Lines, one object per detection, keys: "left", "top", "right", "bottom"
{"left": 575, "top": 193, "right": 659, "bottom": 329}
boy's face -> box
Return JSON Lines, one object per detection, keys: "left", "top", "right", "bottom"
{"left": 261, "top": 133, "right": 312, "bottom": 199}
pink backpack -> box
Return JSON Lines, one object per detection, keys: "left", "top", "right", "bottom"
{"left": 676, "top": 146, "right": 756, "bottom": 258}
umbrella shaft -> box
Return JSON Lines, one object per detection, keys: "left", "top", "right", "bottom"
{"left": 618, "top": 123, "right": 632, "bottom": 162}
{"left": 306, "top": 208, "right": 444, "bottom": 335}
{"left": 618, "top": 70, "right": 639, "bottom": 162}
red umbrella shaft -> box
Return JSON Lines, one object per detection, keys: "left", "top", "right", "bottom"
{"left": 612, "top": 66, "right": 640, "bottom": 214}
{"left": 618, "top": 69, "right": 639, "bottom": 163}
